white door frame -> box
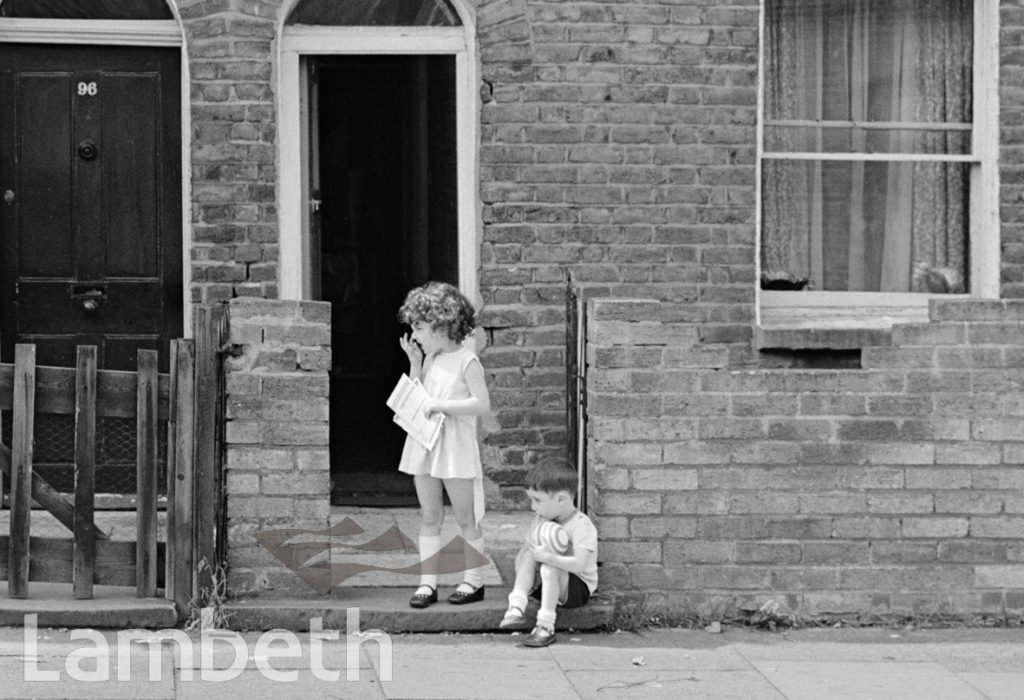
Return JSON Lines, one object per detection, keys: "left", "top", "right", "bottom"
{"left": 0, "top": 12, "right": 193, "bottom": 334}
{"left": 277, "top": 17, "right": 481, "bottom": 304}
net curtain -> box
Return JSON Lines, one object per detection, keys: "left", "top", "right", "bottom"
{"left": 762, "top": 0, "right": 972, "bottom": 292}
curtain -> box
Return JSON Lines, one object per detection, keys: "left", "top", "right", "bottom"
{"left": 762, "top": 0, "right": 972, "bottom": 293}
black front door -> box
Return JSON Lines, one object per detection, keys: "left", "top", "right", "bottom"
{"left": 0, "top": 44, "right": 182, "bottom": 492}
{"left": 0, "top": 43, "right": 182, "bottom": 370}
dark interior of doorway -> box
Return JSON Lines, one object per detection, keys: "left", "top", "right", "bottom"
{"left": 315, "top": 55, "right": 459, "bottom": 506}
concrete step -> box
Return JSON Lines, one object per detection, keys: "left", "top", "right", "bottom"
{"left": 0, "top": 582, "right": 177, "bottom": 628}
{"left": 223, "top": 586, "right": 615, "bottom": 633}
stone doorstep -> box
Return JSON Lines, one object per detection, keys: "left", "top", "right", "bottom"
{"left": 0, "top": 582, "right": 178, "bottom": 629}
{"left": 221, "top": 586, "right": 615, "bottom": 633}
{"left": 223, "top": 545, "right": 614, "bottom": 633}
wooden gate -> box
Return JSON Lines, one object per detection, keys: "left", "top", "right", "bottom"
{"left": 0, "top": 306, "right": 226, "bottom": 619}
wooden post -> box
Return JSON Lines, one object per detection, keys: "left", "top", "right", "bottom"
{"left": 9, "top": 344, "right": 35, "bottom": 598}
{"left": 136, "top": 349, "right": 159, "bottom": 597}
{"left": 165, "top": 342, "right": 178, "bottom": 605}
{"left": 167, "top": 339, "right": 196, "bottom": 614}
{"left": 193, "top": 305, "right": 227, "bottom": 594}
{"left": 73, "top": 346, "right": 97, "bottom": 599}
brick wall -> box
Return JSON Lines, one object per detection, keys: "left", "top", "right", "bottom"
{"left": 223, "top": 298, "right": 331, "bottom": 596}
{"left": 170, "top": 1, "right": 1024, "bottom": 561}
{"left": 589, "top": 297, "right": 1024, "bottom": 615}
{"left": 179, "top": 0, "right": 280, "bottom": 305}
{"left": 476, "top": 1, "right": 759, "bottom": 499}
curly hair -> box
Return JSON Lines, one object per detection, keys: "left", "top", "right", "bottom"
{"left": 397, "top": 281, "right": 477, "bottom": 342}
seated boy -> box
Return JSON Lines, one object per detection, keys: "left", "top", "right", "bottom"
{"left": 500, "top": 463, "right": 598, "bottom": 648}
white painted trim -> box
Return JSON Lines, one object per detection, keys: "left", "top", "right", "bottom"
{"left": 972, "top": 0, "right": 1001, "bottom": 299}
{"left": 0, "top": 18, "right": 182, "bottom": 46}
{"left": 277, "top": 2, "right": 481, "bottom": 306}
{"left": 762, "top": 152, "right": 978, "bottom": 163}
{"left": 166, "top": 1, "right": 193, "bottom": 336}
{"left": 765, "top": 119, "right": 973, "bottom": 131}
{"left": 762, "top": 291, "right": 936, "bottom": 308}
{"left": 281, "top": 26, "right": 467, "bottom": 53}
{"left": 278, "top": 49, "right": 303, "bottom": 301}
{"left": 0, "top": 9, "right": 192, "bottom": 336}
{"left": 754, "top": 0, "right": 766, "bottom": 326}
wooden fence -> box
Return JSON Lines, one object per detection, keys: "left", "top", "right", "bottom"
{"left": 0, "top": 305, "right": 226, "bottom": 618}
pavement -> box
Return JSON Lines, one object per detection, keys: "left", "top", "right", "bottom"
{"left": 0, "top": 624, "right": 1022, "bottom": 699}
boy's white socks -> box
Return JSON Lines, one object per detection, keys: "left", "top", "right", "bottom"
{"left": 462, "top": 536, "right": 485, "bottom": 588}
{"left": 536, "top": 608, "right": 557, "bottom": 631}
{"left": 418, "top": 534, "right": 442, "bottom": 590}
{"left": 508, "top": 590, "right": 529, "bottom": 612}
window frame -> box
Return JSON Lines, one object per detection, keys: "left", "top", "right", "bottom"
{"left": 755, "top": 0, "right": 1000, "bottom": 329}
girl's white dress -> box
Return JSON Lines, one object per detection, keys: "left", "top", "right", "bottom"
{"left": 398, "top": 345, "right": 485, "bottom": 523}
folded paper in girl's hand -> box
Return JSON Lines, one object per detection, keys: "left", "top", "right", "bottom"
{"left": 386, "top": 374, "right": 444, "bottom": 450}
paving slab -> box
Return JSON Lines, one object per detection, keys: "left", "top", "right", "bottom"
{"left": 174, "top": 668, "right": 385, "bottom": 700}
{"left": 747, "top": 660, "right": 987, "bottom": 700}
{"left": 918, "top": 641, "right": 1024, "bottom": 672}
{"left": 0, "top": 633, "right": 176, "bottom": 699}
{"left": 956, "top": 672, "right": 1024, "bottom": 700}
{"left": 375, "top": 653, "right": 578, "bottom": 699}
{"left": 733, "top": 640, "right": 934, "bottom": 662}
{"left": 564, "top": 669, "right": 786, "bottom": 700}
{"left": 549, "top": 643, "right": 750, "bottom": 671}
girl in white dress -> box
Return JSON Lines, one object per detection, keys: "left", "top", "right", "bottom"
{"left": 397, "top": 282, "right": 491, "bottom": 608}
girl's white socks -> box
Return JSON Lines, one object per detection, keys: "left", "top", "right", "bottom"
{"left": 463, "top": 536, "right": 485, "bottom": 588}
{"left": 418, "top": 534, "right": 442, "bottom": 590}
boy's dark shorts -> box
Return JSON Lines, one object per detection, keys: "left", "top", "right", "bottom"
{"left": 530, "top": 573, "right": 591, "bottom": 609}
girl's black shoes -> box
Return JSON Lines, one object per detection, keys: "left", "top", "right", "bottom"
{"left": 447, "top": 583, "right": 485, "bottom": 605}
{"left": 409, "top": 585, "right": 438, "bottom": 608}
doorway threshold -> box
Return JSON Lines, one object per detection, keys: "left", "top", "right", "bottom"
{"left": 330, "top": 471, "right": 418, "bottom": 508}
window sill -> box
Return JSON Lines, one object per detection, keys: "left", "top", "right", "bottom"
{"left": 757, "top": 290, "right": 940, "bottom": 350}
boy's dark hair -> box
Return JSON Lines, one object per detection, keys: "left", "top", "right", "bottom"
{"left": 525, "top": 463, "right": 578, "bottom": 496}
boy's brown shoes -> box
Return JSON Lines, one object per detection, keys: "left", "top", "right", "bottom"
{"left": 499, "top": 606, "right": 528, "bottom": 630}
{"left": 517, "top": 625, "right": 556, "bottom": 648}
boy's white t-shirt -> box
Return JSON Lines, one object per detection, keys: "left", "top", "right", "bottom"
{"left": 533, "top": 511, "right": 599, "bottom": 593}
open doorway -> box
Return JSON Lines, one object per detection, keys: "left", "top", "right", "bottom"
{"left": 310, "top": 55, "right": 459, "bottom": 505}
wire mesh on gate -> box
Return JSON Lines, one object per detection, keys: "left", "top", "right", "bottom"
{"left": 1, "top": 411, "right": 169, "bottom": 495}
